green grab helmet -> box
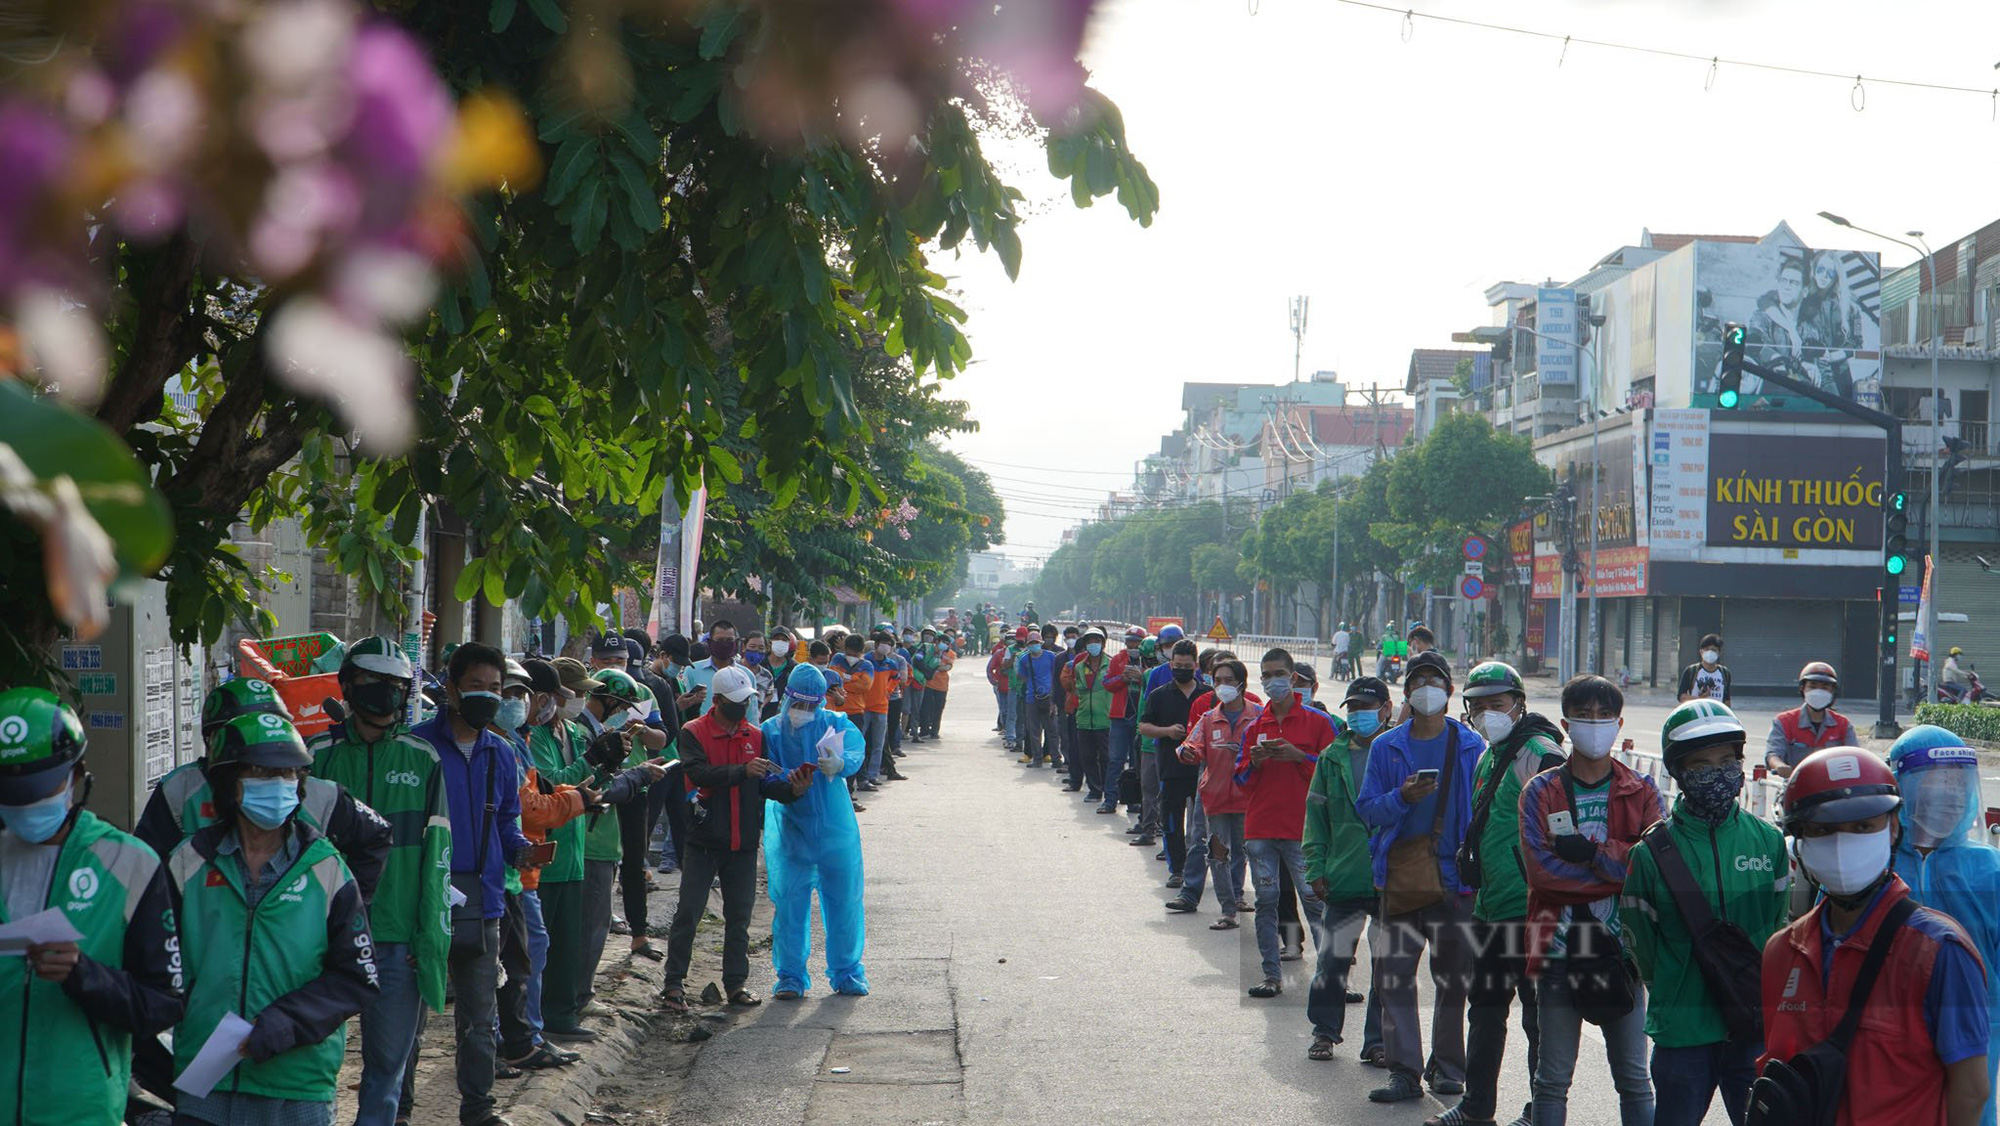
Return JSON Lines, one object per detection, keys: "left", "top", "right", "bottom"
{"left": 206, "top": 712, "right": 312, "bottom": 771}
{"left": 1461, "top": 661, "right": 1525, "bottom": 700}
{"left": 1660, "top": 698, "right": 1746, "bottom": 769}
{"left": 589, "top": 669, "right": 646, "bottom": 706}
{"left": 200, "top": 676, "right": 291, "bottom": 739}
{"left": 0, "top": 687, "right": 87, "bottom": 804}
{"left": 342, "top": 635, "right": 414, "bottom": 680}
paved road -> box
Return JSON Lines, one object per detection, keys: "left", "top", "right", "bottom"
{"left": 669, "top": 686, "right": 1742, "bottom": 1124}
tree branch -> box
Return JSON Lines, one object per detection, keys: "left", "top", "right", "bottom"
{"left": 156, "top": 342, "right": 307, "bottom": 516}
{"left": 96, "top": 232, "right": 202, "bottom": 434}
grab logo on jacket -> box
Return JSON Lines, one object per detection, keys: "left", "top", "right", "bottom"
{"left": 1734, "top": 854, "right": 1775, "bottom": 872}
{"left": 68, "top": 868, "right": 99, "bottom": 902}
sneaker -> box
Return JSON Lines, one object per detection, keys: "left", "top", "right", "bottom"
{"left": 1165, "top": 874, "right": 1183, "bottom": 889}
{"left": 1154, "top": 850, "right": 1167, "bottom": 860}
{"left": 1125, "top": 825, "right": 1144, "bottom": 836}
{"left": 857, "top": 780, "right": 880, "bottom": 792}
{"left": 1369, "top": 1071, "right": 1424, "bottom": 1103}
{"left": 1425, "top": 1064, "right": 1466, "bottom": 1096}
{"left": 1018, "top": 754, "right": 1032, "bottom": 763}
{"left": 1502, "top": 1104, "right": 1533, "bottom": 1126}
{"left": 543, "top": 1024, "right": 600, "bottom": 1043}
{"left": 1127, "top": 835, "right": 1156, "bottom": 847}
{"left": 1163, "top": 899, "right": 1197, "bottom": 913}
{"left": 1085, "top": 791, "right": 1103, "bottom": 802}
{"left": 578, "top": 1000, "right": 614, "bottom": 1018}
{"left": 1424, "top": 1105, "right": 1494, "bottom": 1126}
{"left": 1095, "top": 804, "right": 1116, "bottom": 814}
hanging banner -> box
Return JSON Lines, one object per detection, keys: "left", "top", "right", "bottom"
{"left": 1911, "top": 554, "right": 1934, "bottom": 663}
{"left": 647, "top": 484, "right": 709, "bottom": 639}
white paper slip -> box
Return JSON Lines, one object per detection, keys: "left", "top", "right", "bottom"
{"left": 448, "top": 885, "right": 468, "bottom": 908}
{"left": 174, "top": 1011, "right": 255, "bottom": 1098}
{"left": 0, "top": 908, "right": 84, "bottom": 955}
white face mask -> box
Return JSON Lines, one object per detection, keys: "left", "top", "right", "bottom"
{"left": 1796, "top": 828, "right": 1893, "bottom": 897}
{"left": 1804, "top": 688, "right": 1834, "bottom": 711}
{"left": 788, "top": 706, "right": 816, "bottom": 729}
{"left": 1408, "top": 685, "right": 1448, "bottom": 717}
{"left": 558, "top": 697, "right": 586, "bottom": 721}
{"left": 771, "top": 641, "right": 792, "bottom": 660}
{"left": 1214, "top": 684, "right": 1241, "bottom": 705}
{"left": 1475, "top": 710, "right": 1516, "bottom": 744}
{"left": 1702, "top": 649, "right": 1720, "bottom": 664}
{"left": 1567, "top": 717, "right": 1621, "bottom": 760}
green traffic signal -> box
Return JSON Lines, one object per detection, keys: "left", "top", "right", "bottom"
{"left": 1717, "top": 322, "right": 1746, "bottom": 410}
{"left": 1718, "top": 385, "right": 1740, "bottom": 409}
{"left": 1890, "top": 491, "right": 1908, "bottom": 513}
{"left": 1886, "top": 554, "right": 1907, "bottom": 576}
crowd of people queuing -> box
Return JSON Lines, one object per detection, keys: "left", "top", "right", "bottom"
{"left": 0, "top": 617, "right": 967, "bottom": 1126}
{"left": 987, "top": 618, "right": 2000, "bottom": 1126}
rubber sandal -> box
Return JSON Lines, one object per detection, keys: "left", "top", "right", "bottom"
{"left": 661, "top": 988, "right": 690, "bottom": 1014}
{"left": 1209, "top": 916, "right": 1240, "bottom": 930}
{"left": 1308, "top": 1035, "right": 1336, "bottom": 1061}
{"left": 495, "top": 1061, "right": 524, "bottom": 1080}
{"left": 773, "top": 989, "right": 803, "bottom": 1001}
{"left": 632, "top": 942, "right": 664, "bottom": 962}
{"left": 728, "top": 989, "right": 762, "bottom": 1007}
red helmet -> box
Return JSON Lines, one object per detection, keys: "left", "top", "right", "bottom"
{"left": 1780, "top": 746, "right": 1900, "bottom": 833}
{"left": 1798, "top": 661, "right": 1839, "bottom": 687}
{"left": 1124, "top": 626, "right": 1145, "bottom": 641}
{"left": 1015, "top": 625, "right": 1032, "bottom": 641}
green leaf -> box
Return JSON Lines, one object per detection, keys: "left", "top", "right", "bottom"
{"left": 544, "top": 134, "right": 599, "bottom": 207}
{"left": 569, "top": 177, "right": 606, "bottom": 255}
{"left": 698, "top": 6, "right": 745, "bottom": 58}
{"left": 524, "top": 395, "right": 557, "bottom": 419}
{"left": 0, "top": 383, "right": 172, "bottom": 576}
{"left": 366, "top": 553, "right": 386, "bottom": 592}
{"left": 489, "top": 0, "right": 516, "bottom": 32}
{"left": 454, "top": 557, "right": 484, "bottom": 603}
{"left": 522, "top": 0, "right": 567, "bottom": 33}
{"left": 708, "top": 445, "right": 743, "bottom": 484}
{"left": 606, "top": 149, "right": 664, "bottom": 233}
{"left": 483, "top": 557, "right": 507, "bottom": 606}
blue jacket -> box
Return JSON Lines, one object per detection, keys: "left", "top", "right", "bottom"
{"left": 415, "top": 714, "right": 531, "bottom": 919}
{"left": 1016, "top": 650, "right": 1058, "bottom": 698}
{"left": 1894, "top": 780, "right": 2000, "bottom": 1126}
{"left": 1145, "top": 663, "right": 1175, "bottom": 697}
{"left": 1356, "top": 716, "right": 1486, "bottom": 893}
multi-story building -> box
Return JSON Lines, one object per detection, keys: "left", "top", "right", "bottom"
{"left": 1464, "top": 222, "right": 1992, "bottom": 702}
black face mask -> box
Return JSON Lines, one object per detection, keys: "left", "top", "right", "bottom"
{"left": 347, "top": 679, "right": 407, "bottom": 719}
{"left": 714, "top": 697, "right": 749, "bottom": 723}
{"left": 1172, "top": 667, "right": 1195, "bottom": 684}
{"left": 456, "top": 691, "right": 502, "bottom": 729}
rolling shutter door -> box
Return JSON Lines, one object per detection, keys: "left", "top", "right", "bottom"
{"left": 1721, "top": 599, "right": 1843, "bottom": 692}
{"left": 1931, "top": 546, "right": 2000, "bottom": 673}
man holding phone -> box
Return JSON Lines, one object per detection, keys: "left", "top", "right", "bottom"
{"left": 661, "top": 666, "right": 813, "bottom": 1012}
{"left": 1356, "top": 650, "right": 1486, "bottom": 1104}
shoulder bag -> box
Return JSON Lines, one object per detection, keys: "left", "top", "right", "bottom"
{"left": 1382, "top": 724, "right": 1458, "bottom": 917}
{"left": 1641, "top": 820, "right": 1765, "bottom": 1043}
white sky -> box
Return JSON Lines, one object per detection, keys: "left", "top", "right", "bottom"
{"left": 941, "top": 0, "right": 2000, "bottom": 563}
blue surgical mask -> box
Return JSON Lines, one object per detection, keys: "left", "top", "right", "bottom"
{"left": 1028, "top": 643, "right": 1043, "bottom": 654}
{"left": 1348, "top": 710, "right": 1382, "bottom": 737}
{"left": 1086, "top": 643, "right": 1103, "bottom": 657}
{"left": 497, "top": 697, "right": 529, "bottom": 731}
{"left": 240, "top": 777, "right": 301, "bottom": 830}
{"left": 0, "top": 781, "right": 73, "bottom": 843}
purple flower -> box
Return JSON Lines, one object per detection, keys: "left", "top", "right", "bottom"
{"left": 342, "top": 24, "right": 452, "bottom": 186}
{"left": 0, "top": 103, "right": 71, "bottom": 218}
{"left": 103, "top": 0, "right": 186, "bottom": 86}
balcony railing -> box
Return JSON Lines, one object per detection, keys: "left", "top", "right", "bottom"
{"left": 1901, "top": 418, "right": 1994, "bottom": 461}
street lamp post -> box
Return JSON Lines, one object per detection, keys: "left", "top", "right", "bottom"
{"left": 1818, "top": 212, "right": 1941, "bottom": 700}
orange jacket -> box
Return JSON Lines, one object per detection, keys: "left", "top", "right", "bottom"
{"left": 518, "top": 767, "right": 585, "bottom": 892}
{"left": 927, "top": 648, "right": 955, "bottom": 691}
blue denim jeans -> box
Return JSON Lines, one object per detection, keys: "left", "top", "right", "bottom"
{"left": 861, "top": 710, "right": 888, "bottom": 781}
{"left": 997, "top": 685, "right": 1013, "bottom": 737}
{"left": 1533, "top": 969, "right": 1654, "bottom": 1126}
{"left": 1180, "top": 796, "right": 1209, "bottom": 896}
{"left": 1650, "top": 1039, "right": 1758, "bottom": 1126}
{"left": 1185, "top": 810, "right": 1246, "bottom": 912}
{"left": 521, "top": 889, "right": 550, "bottom": 1040}
{"left": 355, "top": 940, "right": 423, "bottom": 1126}
{"left": 1244, "top": 838, "right": 1323, "bottom": 982}
{"left": 1307, "top": 897, "right": 1376, "bottom": 1042}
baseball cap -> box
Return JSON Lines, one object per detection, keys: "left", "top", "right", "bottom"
{"left": 553, "top": 657, "right": 595, "bottom": 695}
{"left": 590, "top": 634, "right": 630, "bottom": 660}
{"left": 503, "top": 658, "right": 531, "bottom": 688}
{"left": 711, "top": 665, "right": 758, "bottom": 704}
{"left": 1404, "top": 651, "right": 1452, "bottom": 683}
{"left": 520, "top": 658, "right": 563, "bottom": 697}
{"left": 1342, "top": 676, "right": 1392, "bottom": 707}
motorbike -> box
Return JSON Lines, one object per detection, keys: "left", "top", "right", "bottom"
{"left": 1937, "top": 668, "right": 1992, "bottom": 706}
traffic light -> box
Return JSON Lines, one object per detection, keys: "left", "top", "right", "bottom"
{"left": 1884, "top": 490, "right": 1910, "bottom": 577}
{"left": 1718, "top": 323, "right": 1746, "bottom": 408}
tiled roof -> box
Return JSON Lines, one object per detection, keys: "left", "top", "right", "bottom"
{"left": 1292, "top": 404, "right": 1414, "bottom": 448}
{"left": 1407, "top": 348, "right": 1481, "bottom": 393}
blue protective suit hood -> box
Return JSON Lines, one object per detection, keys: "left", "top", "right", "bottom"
{"left": 1889, "top": 724, "right": 2000, "bottom": 1126}
{"left": 785, "top": 663, "right": 830, "bottom": 703}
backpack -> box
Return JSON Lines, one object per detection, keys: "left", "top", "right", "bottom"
{"left": 1640, "top": 820, "right": 1766, "bottom": 1043}
{"left": 1746, "top": 897, "right": 1916, "bottom": 1126}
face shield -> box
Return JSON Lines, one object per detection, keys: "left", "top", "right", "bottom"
{"left": 1902, "top": 763, "right": 1982, "bottom": 848}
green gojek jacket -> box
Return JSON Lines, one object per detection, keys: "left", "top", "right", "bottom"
{"left": 1069, "top": 656, "right": 1114, "bottom": 731}
{"left": 582, "top": 716, "right": 666, "bottom": 864}
{"left": 167, "top": 821, "right": 378, "bottom": 1103}
{"left": 1617, "top": 799, "right": 1790, "bottom": 1047}
{"left": 1302, "top": 729, "right": 1377, "bottom": 902}
{"left": 1468, "top": 730, "right": 1567, "bottom": 923}
{"left": 0, "top": 811, "right": 184, "bottom": 1126}
{"left": 305, "top": 722, "right": 453, "bottom": 1011}
{"left": 529, "top": 720, "right": 598, "bottom": 883}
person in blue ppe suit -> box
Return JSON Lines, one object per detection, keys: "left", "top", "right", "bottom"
{"left": 1889, "top": 723, "right": 2000, "bottom": 1126}
{"left": 757, "top": 663, "right": 870, "bottom": 999}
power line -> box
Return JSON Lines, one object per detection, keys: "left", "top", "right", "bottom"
{"left": 1319, "top": 0, "right": 2000, "bottom": 111}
